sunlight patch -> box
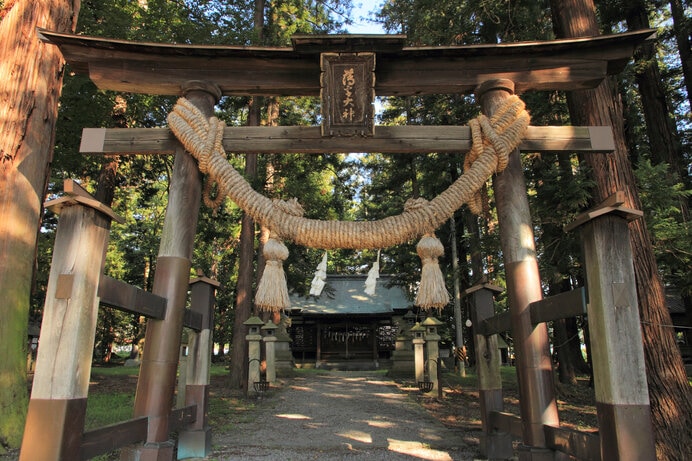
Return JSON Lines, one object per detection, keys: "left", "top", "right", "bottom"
{"left": 365, "top": 419, "right": 396, "bottom": 428}
{"left": 336, "top": 429, "right": 373, "bottom": 444}
{"left": 289, "top": 385, "right": 314, "bottom": 391}
{"left": 387, "top": 439, "right": 453, "bottom": 461}
{"left": 373, "top": 392, "right": 403, "bottom": 399}
{"left": 275, "top": 413, "right": 311, "bottom": 420}
{"left": 323, "top": 393, "right": 353, "bottom": 399}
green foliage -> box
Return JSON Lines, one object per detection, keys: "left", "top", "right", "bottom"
{"left": 635, "top": 159, "right": 692, "bottom": 295}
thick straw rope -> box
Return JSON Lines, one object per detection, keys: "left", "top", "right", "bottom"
{"left": 167, "top": 96, "right": 529, "bottom": 250}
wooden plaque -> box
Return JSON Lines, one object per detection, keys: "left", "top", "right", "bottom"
{"left": 320, "top": 53, "right": 375, "bottom": 137}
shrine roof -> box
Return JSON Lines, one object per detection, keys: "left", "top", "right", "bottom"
{"left": 39, "top": 29, "right": 655, "bottom": 97}
{"left": 289, "top": 275, "right": 411, "bottom": 316}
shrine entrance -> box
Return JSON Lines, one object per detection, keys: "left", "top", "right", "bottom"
{"left": 24, "top": 29, "right": 657, "bottom": 461}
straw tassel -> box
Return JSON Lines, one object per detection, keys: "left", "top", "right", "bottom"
{"left": 255, "top": 237, "right": 290, "bottom": 312}
{"left": 414, "top": 234, "right": 450, "bottom": 310}
{"left": 309, "top": 251, "right": 328, "bottom": 296}
{"left": 364, "top": 250, "right": 380, "bottom": 296}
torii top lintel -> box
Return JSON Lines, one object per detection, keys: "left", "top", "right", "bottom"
{"left": 40, "top": 29, "right": 654, "bottom": 98}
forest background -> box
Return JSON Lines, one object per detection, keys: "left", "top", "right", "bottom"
{"left": 0, "top": 0, "right": 690, "bottom": 458}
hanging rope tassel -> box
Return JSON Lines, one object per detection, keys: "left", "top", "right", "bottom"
{"left": 309, "top": 251, "right": 328, "bottom": 296}
{"left": 364, "top": 249, "right": 381, "bottom": 296}
{"left": 415, "top": 234, "right": 450, "bottom": 310}
{"left": 255, "top": 237, "right": 290, "bottom": 312}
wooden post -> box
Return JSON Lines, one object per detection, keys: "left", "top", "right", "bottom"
{"left": 123, "top": 81, "right": 220, "bottom": 461}
{"left": 466, "top": 283, "right": 514, "bottom": 460}
{"left": 20, "top": 181, "right": 122, "bottom": 461}
{"left": 569, "top": 199, "right": 655, "bottom": 460}
{"left": 477, "top": 79, "right": 559, "bottom": 459}
{"left": 177, "top": 273, "right": 220, "bottom": 460}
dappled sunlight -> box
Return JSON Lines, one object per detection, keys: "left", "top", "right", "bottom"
{"left": 363, "top": 419, "right": 396, "bottom": 429}
{"left": 417, "top": 426, "right": 444, "bottom": 442}
{"left": 336, "top": 429, "right": 373, "bottom": 444}
{"left": 275, "top": 413, "right": 311, "bottom": 420}
{"left": 323, "top": 392, "right": 353, "bottom": 399}
{"left": 387, "top": 438, "right": 454, "bottom": 460}
{"left": 372, "top": 392, "right": 405, "bottom": 400}
{"left": 289, "top": 385, "right": 314, "bottom": 392}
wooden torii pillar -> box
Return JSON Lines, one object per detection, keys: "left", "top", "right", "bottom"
{"left": 478, "top": 79, "right": 559, "bottom": 460}
{"left": 121, "top": 81, "right": 221, "bottom": 461}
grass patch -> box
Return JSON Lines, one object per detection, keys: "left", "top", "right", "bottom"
{"left": 85, "top": 392, "right": 135, "bottom": 430}
{"left": 90, "top": 365, "right": 140, "bottom": 377}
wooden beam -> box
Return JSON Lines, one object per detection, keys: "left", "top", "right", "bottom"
{"left": 477, "top": 311, "right": 511, "bottom": 336}
{"left": 80, "top": 417, "right": 148, "bottom": 460}
{"left": 40, "top": 29, "right": 655, "bottom": 96}
{"left": 529, "top": 287, "right": 587, "bottom": 325}
{"left": 489, "top": 411, "right": 523, "bottom": 438}
{"left": 543, "top": 425, "right": 601, "bottom": 461}
{"left": 168, "top": 405, "right": 197, "bottom": 432}
{"left": 80, "top": 125, "right": 615, "bottom": 155}
{"left": 98, "top": 275, "right": 167, "bottom": 320}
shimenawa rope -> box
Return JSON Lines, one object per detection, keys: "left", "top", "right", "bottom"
{"left": 167, "top": 96, "right": 529, "bottom": 311}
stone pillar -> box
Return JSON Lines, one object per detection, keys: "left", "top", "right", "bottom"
{"left": 262, "top": 321, "right": 278, "bottom": 384}
{"left": 274, "top": 312, "right": 295, "bottom": 375}
{"left": 177, "top": 273, "right": 220, "bottom": 460}
{"left": 124, "top": 81, "right": 220, "bottom": 461}
{"left": 20, "top": 181, "right": 120, "bottom": 461}
{"left": 244, "top": 316, "right": 264, "bottom": 395}
{"left": 477, "top": 79, "right": 558, "bottom": 458}
{"left": 423, "top": 316, "right": 443, "bottom": 397}
{"left": 411, "top": 323, "right": 426, "bottom": 385}
{"left": 389, "top": 311, "right": 416, "bottom": 377}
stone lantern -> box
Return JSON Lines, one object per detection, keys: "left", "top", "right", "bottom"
{"left": 262, "top": 320, "right": 278, "bottom": 384}
{"left": 422, "top": 316, "right": 443, "bottom": 396}
{"left": 410, "top": 322, "right": 426, "bottom": 385}
{"left": 389, "top": 310, "right": 417, "bottom": 378}
{"left": 403, "top": 310, "right": 417, "bottom": 328}
{"left": 244, "top": 316, "right": 265, "bottom": 395}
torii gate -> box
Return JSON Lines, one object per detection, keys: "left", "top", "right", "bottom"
{"left": 29, "top": 30, "right": 656, "bottom": 461}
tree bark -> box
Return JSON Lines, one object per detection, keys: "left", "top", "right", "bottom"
{"left": 0, "top": 0, "right": 81, "bottom": 450}
{"left": 550, "top": 1, "right": 692, "bottom": 458}
{"left": 228, "top": 0, "right": 265, "bottom": 390}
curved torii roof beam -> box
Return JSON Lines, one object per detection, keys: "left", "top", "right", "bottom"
{"left": 39, "top": 29, "right": 655, "bottom": 97}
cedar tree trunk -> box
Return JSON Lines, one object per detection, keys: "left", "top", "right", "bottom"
{"left": 0, "top": 0, "right": 81, "bottom": 450}
{"left": 549, "top": 0, "right": 692, "bottom": 459}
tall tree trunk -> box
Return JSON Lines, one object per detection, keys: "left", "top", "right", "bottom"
{"left": 228, "top": 0, "right": 265, "bottom": 390}
{"left": 0, "top": 0, "right": 81, "bottom": 451}
{"left": 550, "top": 1, "right": 692, "bottom": 458}
{"left": 551, "top": 279, "right": 577, "bottom": 385}
{"left": 669, "top": 0, "right": 692, "bottom": 113}
{"left": 227, "top": 112, "right": 258, "bottom": 390}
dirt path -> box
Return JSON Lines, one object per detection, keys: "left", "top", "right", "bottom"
{"left": 209, "top": 371, "right": 482, "bottom": 460}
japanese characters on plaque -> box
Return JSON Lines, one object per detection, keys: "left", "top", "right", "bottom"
{"left": 320, "top": 52, "right": 375, "bottom": 137}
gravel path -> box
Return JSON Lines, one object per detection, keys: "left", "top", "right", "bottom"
{"left": 209, "top": 371, "right": 482, "bottom": 460}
